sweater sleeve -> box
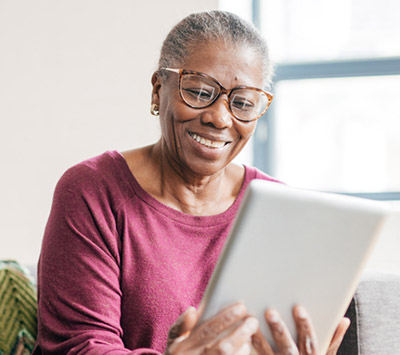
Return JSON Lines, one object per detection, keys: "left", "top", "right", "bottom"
{"left": 35, "top": 164, "right": 162, "bottom": 355}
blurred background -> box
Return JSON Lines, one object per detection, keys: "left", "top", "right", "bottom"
{"left": 1, "top": 0, "right": 399, "bottom": 270}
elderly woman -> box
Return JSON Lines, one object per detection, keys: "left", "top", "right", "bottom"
{"left": 34, "top": 11, "right": 349, "bottom": 355}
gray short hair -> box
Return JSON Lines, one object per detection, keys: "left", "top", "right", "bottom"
{"left": 157, "top": 11, "right": 274, "bottom": 88}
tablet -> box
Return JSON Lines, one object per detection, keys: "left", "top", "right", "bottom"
{"left": 199, "top": 180, "right": 389, "bottom": 353}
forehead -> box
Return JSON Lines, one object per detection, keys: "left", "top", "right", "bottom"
{"left": 181, "top": 40, "right": 264, "bottom": 88}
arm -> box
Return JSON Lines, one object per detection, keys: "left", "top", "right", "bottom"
{"left": 36, "top": 165, "right": 160, "bottom": 354}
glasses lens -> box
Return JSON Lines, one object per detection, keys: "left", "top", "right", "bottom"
{"left": 230, "top": 89, "right": 270, "bottom": 121}
{"left": 180, "top": 74, "right": 219, "bottom": 108}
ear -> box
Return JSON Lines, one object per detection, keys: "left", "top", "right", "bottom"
{"left": 151, "top": 71, "right": 162, "bottom": 105}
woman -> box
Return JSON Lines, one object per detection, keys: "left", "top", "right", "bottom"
{"left": 34, "top": 11, "right": 349, "bottom": 354}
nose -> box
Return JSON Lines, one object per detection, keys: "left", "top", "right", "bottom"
{"left": 200, "top": 95, "right": 234, "bottom": 129}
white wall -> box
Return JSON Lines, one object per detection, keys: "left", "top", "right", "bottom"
{"left": 0, "top": 0, "right": 219, "bottom": 264}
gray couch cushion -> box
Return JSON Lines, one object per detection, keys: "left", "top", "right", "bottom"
{"left": 339, "top": 272, "right": 400, "bottom": 355}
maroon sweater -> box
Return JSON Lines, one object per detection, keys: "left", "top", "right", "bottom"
{"left": 34, "top": 151, "right": 277, "bottom": 354}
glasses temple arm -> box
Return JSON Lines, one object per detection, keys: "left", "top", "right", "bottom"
{"left": 162, "top": 68, "right": 180, "bottom": 74}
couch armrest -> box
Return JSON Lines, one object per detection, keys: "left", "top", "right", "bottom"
{"left": 339, "top": 272, "right": 400, "bottom": 355}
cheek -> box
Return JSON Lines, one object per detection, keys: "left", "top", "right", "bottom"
{"left": 159, "top": 103, "right": 192, "bottom": 148}
{"left": 160, "top": 94, "right": 195, "bottom": 124}
{"left": 237, "top": 121, "right": 257, "bottom": 140}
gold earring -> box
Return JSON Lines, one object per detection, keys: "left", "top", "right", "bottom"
{"left": 150, "top": 104, "right": 159, "bottom": 116}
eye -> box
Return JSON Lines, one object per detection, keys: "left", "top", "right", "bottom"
{"left": 183, "top": 87, "right": 214, "bottom": 102}
{"left": 231, "top": 96, "right": 255, "bottom": 111}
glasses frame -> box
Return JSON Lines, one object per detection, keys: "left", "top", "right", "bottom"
{"left": 161, "top": 68, "right": 273, "bottom": 122}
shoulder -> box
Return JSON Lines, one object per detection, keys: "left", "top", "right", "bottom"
{"left": 57, "top": 151, "right": 114, "bottom": 191}
{"left": 54, "top": 151, "right": 135, "bottom": 210}
{"left": 244, "top": 165, "right": 282, "bottom": 184}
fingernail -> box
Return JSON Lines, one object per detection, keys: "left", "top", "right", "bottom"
{"left": 237, "top": 342, "right": 251, "bottom": 355}
{"left": 178, "top": 306, "right": 196, "bottom": 321}
{"left": 174, "top": 334, "right": 189, "bottom": 344}
{"left": 232, "top": 303, "right": 247, "bottom": 316}
{"left": 305, "top": 336, "right": 313, "bottom": 355}
{"left": 297, "top": 306, "right": 308, "bottom": 319}
{"left": 185, "top": 306, "right": 196, "bottom": 314}
{"left": 220, "top": 341, "right": 234, "bottom": 353}
{"left": 267, "top": 310, "right": 279, "bottom": 323}
{"left": 267, "top": 310, "right": 283, "bottom": 334}
{"left": 244, "top": 317, "right": 259, "bottom": 335}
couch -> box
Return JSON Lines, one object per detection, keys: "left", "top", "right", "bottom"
{"left": 0, "top": 261, "right": 37, "bottom": 354}
{"left": 338, "top": 271, "right": 400, "bottom": 354}
{"left": 1, "top": 261, "right": 399, "bottom": 354}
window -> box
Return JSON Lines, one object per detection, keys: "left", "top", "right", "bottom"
{"left": 250, "top": 0, "right": 400, "bottom": 196}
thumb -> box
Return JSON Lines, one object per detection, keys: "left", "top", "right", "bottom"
{"left": 167, "top": 306, "right": 198, "bottom": 345}
{"left": 327, "top": 317, "right": 351, "bottom": 355}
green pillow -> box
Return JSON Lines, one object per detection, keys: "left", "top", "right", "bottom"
{"left": 0, "top": 260, "right": 37, "bottom": 355}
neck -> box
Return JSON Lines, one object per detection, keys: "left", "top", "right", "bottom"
{"left": 145, "top": 141, "right": 243, "bottom": 216}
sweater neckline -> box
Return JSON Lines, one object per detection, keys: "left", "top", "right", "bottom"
{"left": 109, "top": 150, "right": 253, "bottom": 227}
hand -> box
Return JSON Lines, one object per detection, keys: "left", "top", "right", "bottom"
{"left": 252, "top": 305, "right": 350, "bottom": 355}
{"left": 165, "top": 303, "right": 259, "bottom": 354}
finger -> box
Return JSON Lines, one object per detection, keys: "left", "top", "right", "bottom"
{"left": 292, "top": 305, "right": 318, "bottom": 355}
{"left": 236, "top": 342, "right": 252, "bottom": 355}
{"left": 167, "top": 306, "right": 198, "bottom": 345}
{"left": 326, "top": 317, "right": 350, "bottom": 355}
{"left": 252, "top": 328, "right": 274, "bottom": 355}
{"left": 168, "top": 303, "right": 248, "bottom": 355}
{"left": 265, "top": 309, "right": 299, "bottom": 355}
{"left": 192, "top": 302, "right": 248, "bottom": 344}
{"left": 208, "top": 316, "right": 259, "bottom": 355}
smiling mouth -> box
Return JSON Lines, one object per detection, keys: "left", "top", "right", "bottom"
{"left": 188, "top": 132, "right": 228, "bottom": 149}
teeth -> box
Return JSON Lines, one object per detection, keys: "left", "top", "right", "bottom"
{"left": 189, "top": 133, "right": 225, "bottom": 148}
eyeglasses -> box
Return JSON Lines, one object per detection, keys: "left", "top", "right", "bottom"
{"left": 161, "top": 68, "right": 273, "bottom": 122}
